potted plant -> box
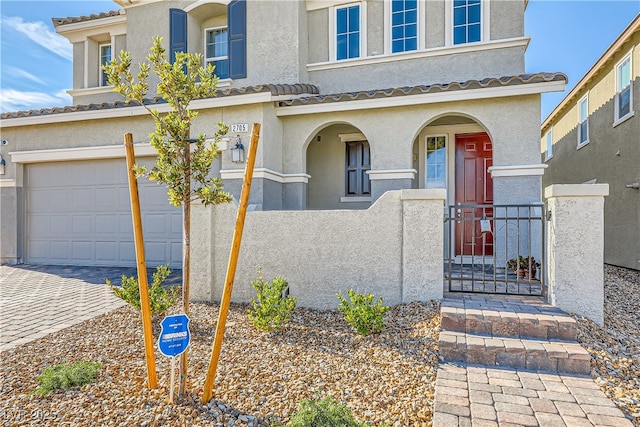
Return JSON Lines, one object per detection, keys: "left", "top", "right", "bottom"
{"left": 507, "top": 256, "right": 541, "bottom": 280}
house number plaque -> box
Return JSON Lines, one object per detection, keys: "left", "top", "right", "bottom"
{"left": 230, "top": 123, "right": 249, "bottom": 133}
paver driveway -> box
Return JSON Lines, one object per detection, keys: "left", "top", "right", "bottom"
{"left": 0, "top": 265, "right": 180, "bottom": 352}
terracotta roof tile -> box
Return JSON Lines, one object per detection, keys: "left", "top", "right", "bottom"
{"left": 0, "top": 84, "right": 320, "bottom": 120}
{"left": 52, "top": 10, "right": 123, "bottom": 27}
{"left": 277, "top": 73, "right": 568, "bottom": 107}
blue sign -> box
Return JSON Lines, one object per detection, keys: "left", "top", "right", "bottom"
{"left": 158, "top": 314, "right": 191, "bottom": 358}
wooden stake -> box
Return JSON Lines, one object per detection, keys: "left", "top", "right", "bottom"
{"left": 124, "top": 133, "right": 157, "bottom": 389}
{"left": 201, "top": 123, "right": 261, "bottom": 404}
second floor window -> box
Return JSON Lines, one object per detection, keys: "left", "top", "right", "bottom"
{"left": 100, "top": 44, "right": 112, "bottom": 86}
{"left": 205, "top": 28, "right": 229, "bottom": 79}
{"left": 391, "top": 0, "right": 418, "bottom": 53}
{"left": 578, "top": 95, "right": 589, "bottom": 146}
{"left": 615, "top": 55, "right": 632, "bottom": 122}
{"left": 453, "top": 0, "right": 481, "bottom": 45}
{"left": 545, "top": 129, "right": 553, "bottom": 160}
{"left": 336, "top": 4, "right": 360, "bottom": 60}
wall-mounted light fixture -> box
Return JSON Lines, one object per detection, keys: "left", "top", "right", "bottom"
{"left": 0, "top": 154, "right": 5, "bottom": 175}
{"left": 230, "top": 136, "right": 245, "bottom": 163}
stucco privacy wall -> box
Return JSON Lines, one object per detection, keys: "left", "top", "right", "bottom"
{"left": 191, "top": 189, "right": 446, "bottom": 310}
{"left": 545, "top": 184, "right": 609, "bottom": 326}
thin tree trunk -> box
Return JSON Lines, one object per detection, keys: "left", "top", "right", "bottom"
{"left": 179, "top": 143, "right": 191, "bottom": 396}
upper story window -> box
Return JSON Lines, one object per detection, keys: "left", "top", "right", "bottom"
{"left": 336, "top": 4, "right": 361, "bottom": 60}
{"left": 99, "top": 44, "right": 112, "bottom": 87}
{"left": 391, "top": 0, "right": 418, "bottom": 53}
{"left": 615, "top": 54, "right": 633, "bottom": 123}
{"left": 453, "top": 0, "right": 481, "bottom": 45}
{"left": 545, "top": 129, "right": 553, "bottom": 160}
{"left": 578, "top": 95, "right": 589, "bottom": 147}
{"left": 426, "top": 135, "right": 447, "bottom": 188}
{"left": 205, "top": 27, "right": 229, "bottom": 79}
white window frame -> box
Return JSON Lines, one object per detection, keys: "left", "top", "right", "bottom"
{"left": 577, "top": 94, "right": 589, "bottom": 149}
{"left": 204, "top": 26, "right": 230, "bottom": 80}
{"left": 329, "top": 1, "right": 367, "bottom": 62}
{"left": 99, "top": 43, "right": 112, "bottom": 87}
{"left": 445, "top": 0, "right": 490, "bottom": 47}
{"left": 425, "top": 134, "right": 448, "bottom": 189}
{"left": 384, "top": 0, "right": 424, "bottom": 54}
{"left": 614, "top": 52, "right": 634, "bottom": 126}
{"left": 545, "top": 129, "right": 553, "bottom": 161}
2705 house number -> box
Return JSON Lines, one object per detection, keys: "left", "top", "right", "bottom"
{"left": 230, "top": 124, "right": 248, "bottom": 133}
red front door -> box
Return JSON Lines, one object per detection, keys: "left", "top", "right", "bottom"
{"left": 454, "top": 132, "right": 493, "bottom": 256}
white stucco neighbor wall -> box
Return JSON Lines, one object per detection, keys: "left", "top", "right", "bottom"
{"left": 545, "top": 184, "right": 609, "bottom": 326}
{"left": 191, "top": 189, "right": 446, "bottom": 310}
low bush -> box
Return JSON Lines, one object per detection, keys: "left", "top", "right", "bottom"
{"left": 107, "top": 265, "right": 180, "bottom": 317}
{"left": 248, "top": 271, "right": 297, "bottom": 332}
{"left": 288, "top": 395, "right": 365, "bottom": 427}
{"left": 336, "top": 289, "right": 390, "bottom": 335}
{"left": 33, "top": 361, "right": 102, "bottom": 397}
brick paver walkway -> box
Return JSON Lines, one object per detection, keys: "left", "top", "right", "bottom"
{"left": 434, "top": 295, "right": 633, "bottom": 426}
{"left": 0, "top": 265, "right": 180, "bottom": 352}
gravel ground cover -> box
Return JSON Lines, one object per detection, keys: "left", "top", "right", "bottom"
{"left": 0, "top": 300, "right": 440, "bottom": 426}
{"left": 572, "top": 264, "right": 640, "bottom": 426}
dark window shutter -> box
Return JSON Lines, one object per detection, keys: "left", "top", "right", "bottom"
{"left": 169, "top": 8, "right": 187, "bottom": 64}
{"left": 228, "top": 0, "right": 247, "bottom": 79}
{"left": 345, "top": 141, "right": 371, "bottom": 196}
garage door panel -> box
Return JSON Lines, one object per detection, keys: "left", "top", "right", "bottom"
{"left": 72, "top": 242, "right": 93, "bottom": 261}
{"left": 72, "top": 215, "right": 93, "bottom": 234}
{"left": 50, "top": 241, "right": 71, "bottom": 260}
{"left": 95, "top": 241, "right": 117, "bottom": 263}
{"left": 72, "top": 188, "right": 95, "bottom": 208}
{"left": 26, "top": 159, "right": 182, "bottom": 268}
{"left": 49, "top": 215, "right": 72, "bottom": 235}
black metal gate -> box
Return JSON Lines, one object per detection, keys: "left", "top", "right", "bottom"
{"left": 444, "top": 203, "right": 546, "bottom": 295}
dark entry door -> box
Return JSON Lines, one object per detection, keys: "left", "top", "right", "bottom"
{"left": 454, "top": 132, "right": 493, "bottom": 256}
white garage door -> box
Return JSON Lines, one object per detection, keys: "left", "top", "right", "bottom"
{"left": 25, "top": 158, "right": 182, "bottom": 268}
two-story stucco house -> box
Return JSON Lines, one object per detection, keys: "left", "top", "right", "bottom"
{"left": 0, "top": 0, "right": 567, "bottom": 307}
{"left": 542, "top": 14, "right": 639, "bottom": 272}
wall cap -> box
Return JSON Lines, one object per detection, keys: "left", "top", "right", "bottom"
{"left": 401, "top": 188, "right": 447, "bottom": 201}
{"left": 544, "top": 183, "right": 610, "bottom": 198}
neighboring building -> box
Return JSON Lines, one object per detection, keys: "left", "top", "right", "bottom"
{"left": 542, "top": 14, "right": 640, "bottom": 271}
{"left": 0, "top": 0, "right": 566, "bottom": 304}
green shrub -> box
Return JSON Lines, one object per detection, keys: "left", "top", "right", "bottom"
{"left": 336, "top": 289, "right": 390, "bottom": 336}
{"left": 33, "top": 361, "right": 102, "bottom": 397}
{"left": 107, "top": 265, "right": 180, "bottom": 317}
{"left": 248, "top": 271, "right": 297, "bottom": 332}
{"left": 289, "top": 396, "right": 365, "bottom": 427}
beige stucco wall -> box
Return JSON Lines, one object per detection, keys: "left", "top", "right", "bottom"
{"left": 191, "top": 189, "right": 445, "bottom": 309}
{"left": 545, "top": 184, "right": 609, "bottom": 325}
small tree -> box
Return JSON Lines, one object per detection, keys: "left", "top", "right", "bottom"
{"left": 104, "top": 36, "right": 232, "bottom": 395}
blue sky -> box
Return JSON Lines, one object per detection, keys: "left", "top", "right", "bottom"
{"left": 1, "top": 0, "right": 639, "bottom": 120}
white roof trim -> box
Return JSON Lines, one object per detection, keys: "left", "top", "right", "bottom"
{"left": 277, "top": 80, "right": 566, "bottom": 117}
{"left": 10, "top": 143, "right": 157, "bottom": 164}
{"left": 1, "top": 92, "right": 272, "bottom": 128}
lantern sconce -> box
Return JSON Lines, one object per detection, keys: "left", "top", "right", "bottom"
{"left": 230, "top": 136, "right": 245, "bottom": 163}
{"left": 0, "top": 154, "right": 5, "bottom": 176}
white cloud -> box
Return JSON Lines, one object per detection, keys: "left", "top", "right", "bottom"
{"left": 4, "top": 66, "right": 45, "bottom": 85}
{"left": 1, "top": 16, "right": 72, "bottom": 61}
{"left": 0, "top": 88, "right": 71, "bottom": 113}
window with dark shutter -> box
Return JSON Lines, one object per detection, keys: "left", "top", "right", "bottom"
{"left": 169, "top": 8, "right": 187, "bottom": 64}
{"left": 228, "top": 0, "right": 247, "bottom": 79}
{"left": 345, "top": 141, "right": 371, "bottom": 197}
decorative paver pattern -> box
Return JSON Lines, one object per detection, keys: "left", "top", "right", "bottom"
{"left": 434, "top": 364, "right": 633, "bottom": 426}
{"left": 0, "top": 265, "right": 179, "bottom": 352}
{"left": 434, "top": 294, "right": 634, "bottom": 426}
